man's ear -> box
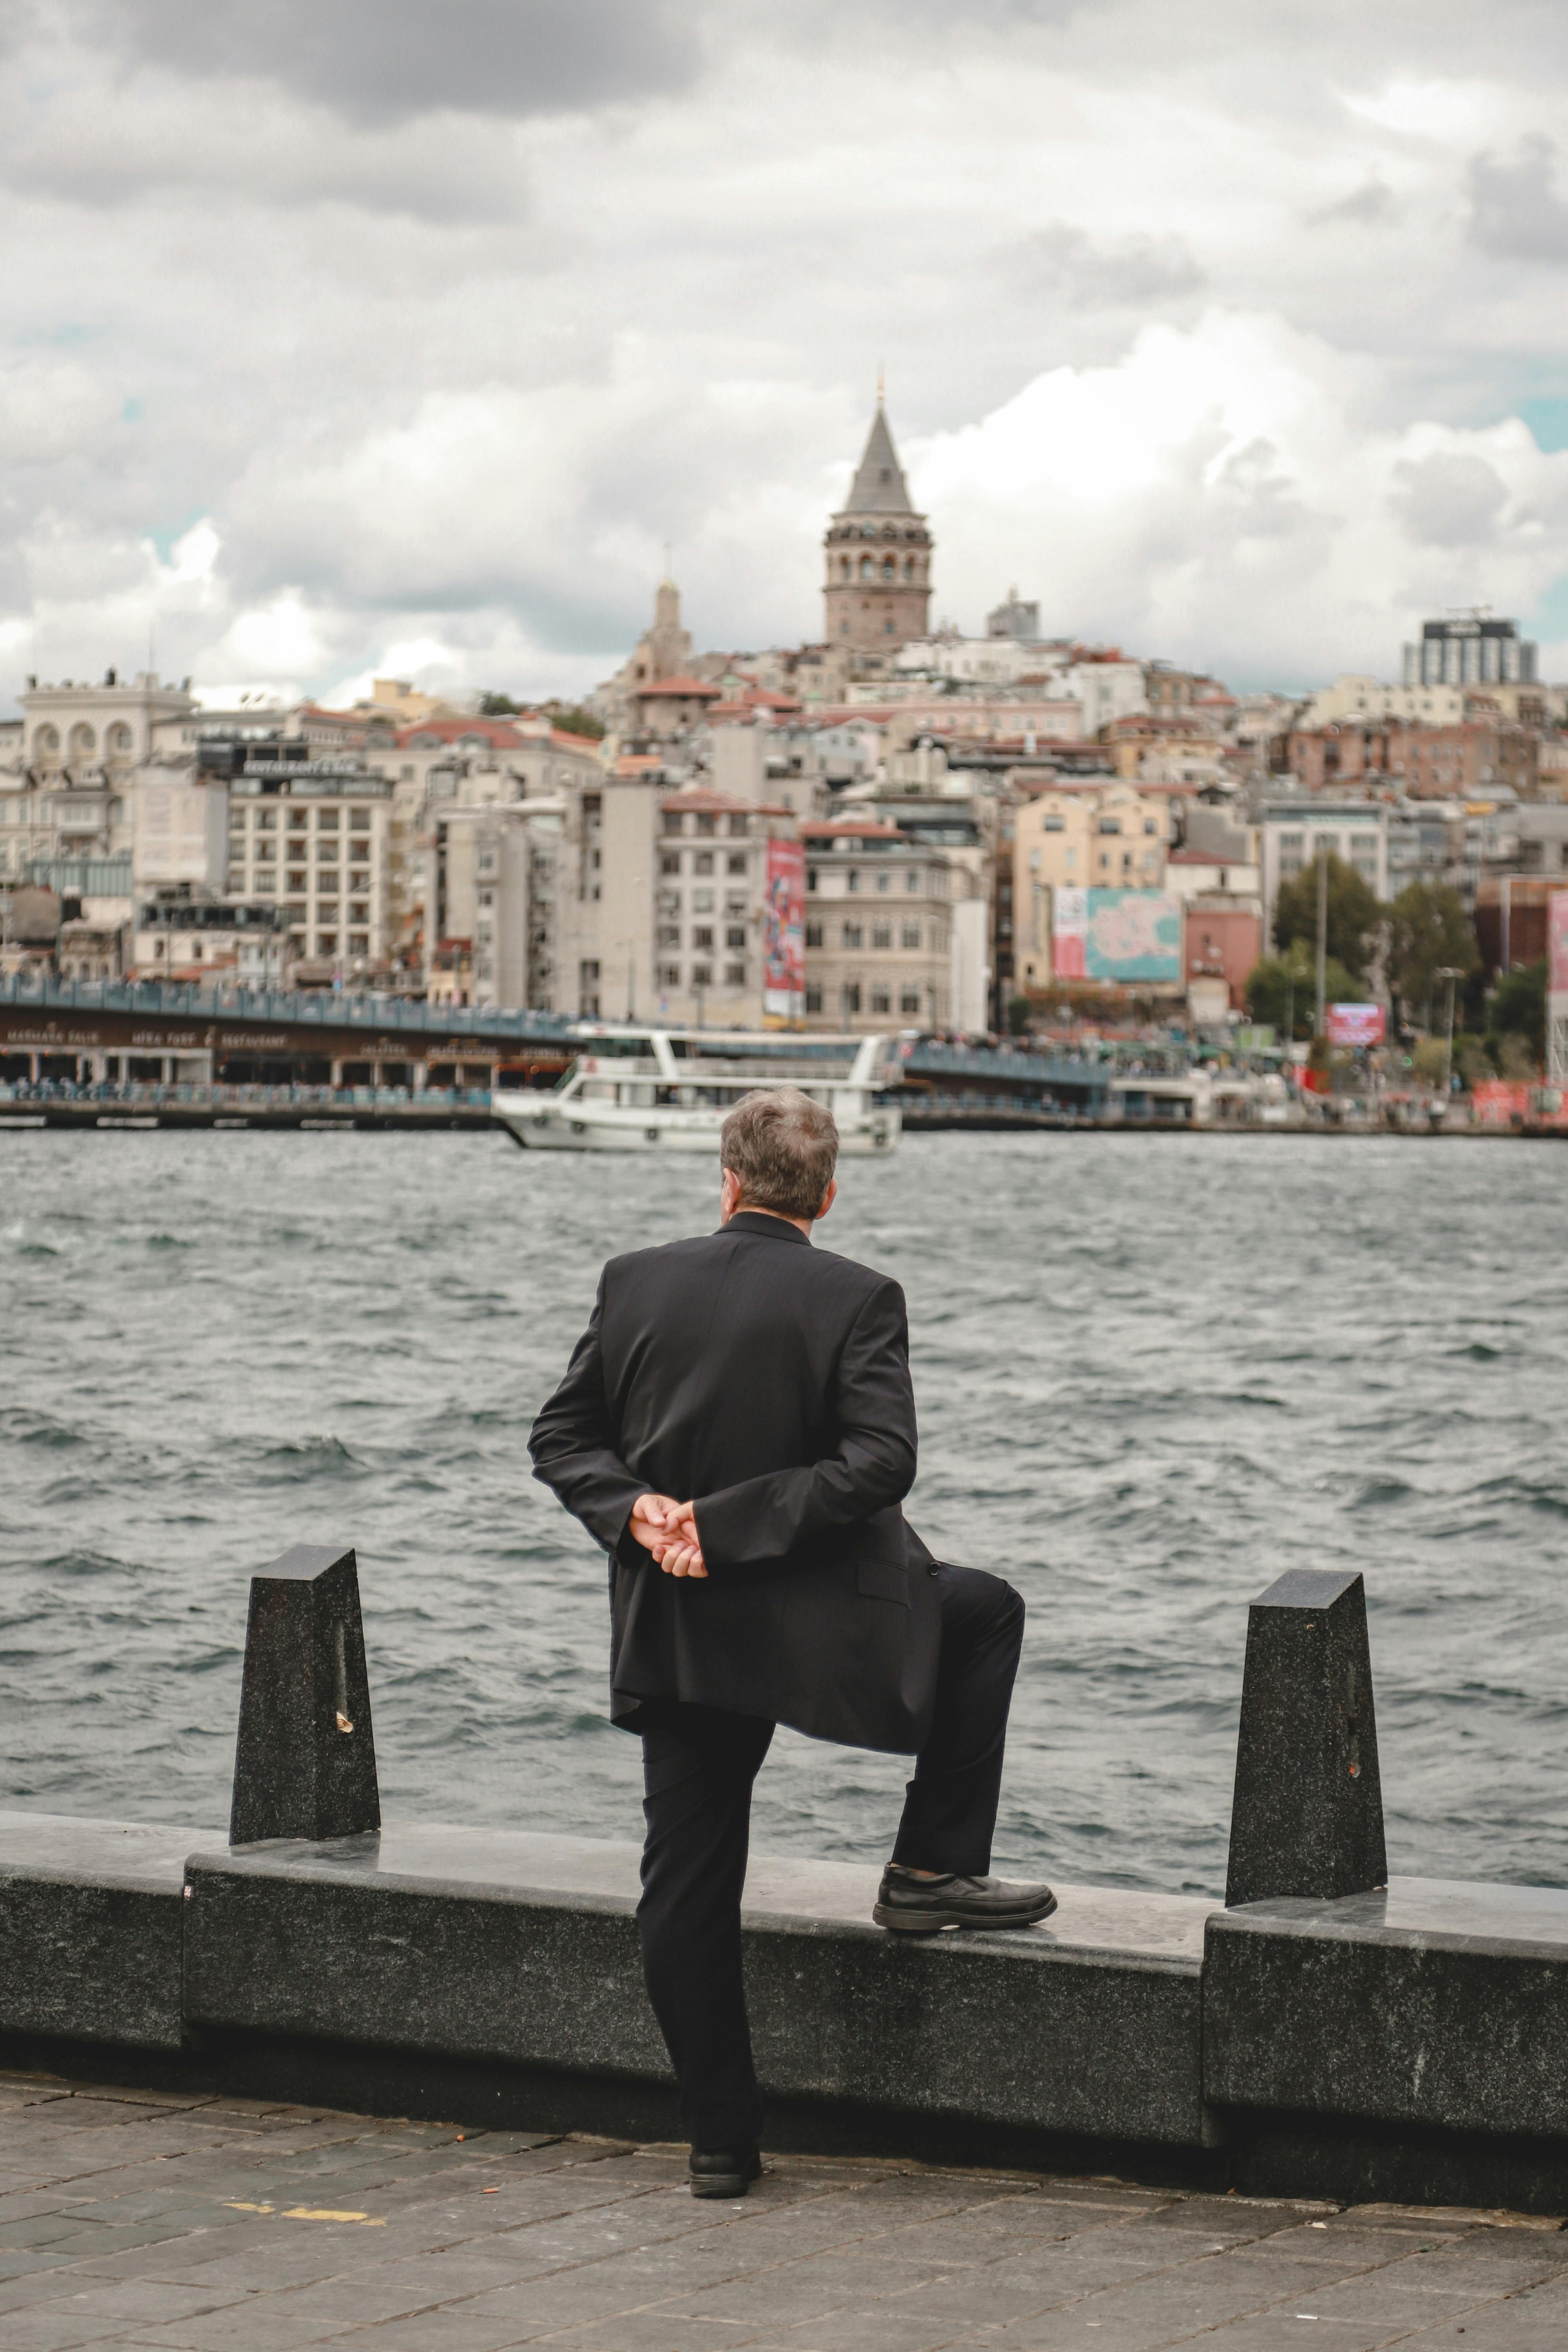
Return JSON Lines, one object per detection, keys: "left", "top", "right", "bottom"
{"left": 814, "top": 1177, "right": 838, "bottom": 1221}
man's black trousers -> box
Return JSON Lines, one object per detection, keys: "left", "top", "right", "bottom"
{"left": 636, "top": 1562, "right": 1026, "bottom": 2155}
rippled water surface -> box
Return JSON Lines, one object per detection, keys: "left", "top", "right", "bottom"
{"left": 4, "top": 1127, "right": 1568, "bottom": 1895}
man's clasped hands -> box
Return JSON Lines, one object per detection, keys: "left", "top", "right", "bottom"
{"left": 629, "top": 1493, "right": 707, "bottom": 1579}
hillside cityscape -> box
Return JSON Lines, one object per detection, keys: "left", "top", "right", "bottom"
{"left": 2, "top": 398, "right": 1564, "bottom": 1114}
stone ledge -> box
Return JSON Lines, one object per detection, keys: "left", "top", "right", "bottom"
{"left": 1205, "top": 1877, "right": 1568, "bottom": 2138}
{"left": 0, "top": 1809, "right": 211, "bottom": 2051}
{"left": 182, "top": 1826, "right": 1215, "bottom": 2148}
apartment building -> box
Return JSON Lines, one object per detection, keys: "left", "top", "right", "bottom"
{"left": 654, "top": 788, "right": 797, "bottom": 1027}
{"left": 1012, "top": 780, "right": 1173, "bottom": 981}
{"left": 802, "top": 820, "right": 952, "bottom": 1031}
{"left": 225, "top": 769, "right": 394, "bottom": 975}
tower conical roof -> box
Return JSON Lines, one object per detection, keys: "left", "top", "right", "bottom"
{"left": 841, "top": 403, "right": 916, "bottom": 517}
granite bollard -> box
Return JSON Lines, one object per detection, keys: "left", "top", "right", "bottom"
{"left": 229, "top": 1542, "right": 380, "bottom": 1845}
{"left": 1224, "top": 1567, "right": 1386, "bottom": 1908}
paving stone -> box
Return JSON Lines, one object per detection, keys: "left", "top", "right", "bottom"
{"left": 6, "top": 2073, "right": 1568, "bottom": 2352}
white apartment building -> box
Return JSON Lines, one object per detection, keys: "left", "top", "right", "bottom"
{"left": 803, "top": 820, "right": 955, "bottom": 1031}
{"left": 1259, "top": 799, "right": 1388, "bottom": 942}
{"left": 1297, "top": 675, "right": 1467, "bottom": 731}
{"left": 225, "top": 772, "right": 394, "bottom": 973}
{"left": 654, "top": 789, "right": 797, "bottom": 1027}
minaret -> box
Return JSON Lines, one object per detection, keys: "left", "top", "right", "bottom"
{"left": 823, "top": 396, "right": 932, "bottom": 653}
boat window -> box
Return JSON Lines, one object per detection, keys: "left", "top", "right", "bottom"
{"left": 552, "top": 1059, "right": 583, "bottom": 1092}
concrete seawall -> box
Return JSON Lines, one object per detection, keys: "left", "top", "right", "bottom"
{"left": 8, "top": 1807, "right": 1568, "bottom": 2213}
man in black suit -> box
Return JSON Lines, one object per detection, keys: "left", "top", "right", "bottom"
{"left": 530, "top": 1088, "right": 1053, "bottom": 2198}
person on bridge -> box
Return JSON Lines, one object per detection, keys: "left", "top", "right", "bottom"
{"left": 529, "top": 1088, "right": 1054, "bottom": 2200}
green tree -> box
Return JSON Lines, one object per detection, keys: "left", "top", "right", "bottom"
{"left": 1384, "top": 882, "right": 1478, "bottom": 1025}
{"left": 1007, "top": 994, "right": 1031, "bottom": 1036}
{"left": 1245, "top": 945, "right": 1361, "bottom": 1039}
{"left": 1271, "top": 851, "right": 1383, "bottom": 981}
{"left": 547, "top": 704, "right": 607, "bottom": 741}
{"left": 478, "top": 691, "right": 520, "bottom": 715}
{"left": 1491, "top": 957, "right": 1547, "bottom": 1063}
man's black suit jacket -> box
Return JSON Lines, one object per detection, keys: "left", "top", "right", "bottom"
{"left": 529, "top": 1209, "right": 941, "bottom": 1753}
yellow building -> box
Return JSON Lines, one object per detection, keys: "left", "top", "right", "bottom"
{"left": 1013, "top": 782, "right": 1173, "bottom": 988}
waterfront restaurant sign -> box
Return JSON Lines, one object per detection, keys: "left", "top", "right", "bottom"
{"left": 1054, "top": 888, "right": 1181, "bottom": 984}
{"left": 1325, "top": 1002, "right": 1387, "bottom": 1048}
{"left": 763, "top": 838, "right": 806, "bottom": 1021}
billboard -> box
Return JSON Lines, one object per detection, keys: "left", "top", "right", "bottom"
{"left": 762, "top": 838, "right": 805, "bottom": 1021}
{"left": 1053, "top": 888, "right": 1182, "bottom": 983}
{"left": 1325, "top": 1002, "right": 1387, "bottom": 1048}
{"left": 1549, "top": 892, "right": 1568, "bottom": 993}
{"left": 1051, "top": 885, "right": 1088, "bottom": 978}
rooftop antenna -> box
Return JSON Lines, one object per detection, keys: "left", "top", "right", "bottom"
{"left": 663, "top": 540, "right": 673, "bottom": 583}
{"left": 877, "top": 361, "right": 885, "bottom": 407}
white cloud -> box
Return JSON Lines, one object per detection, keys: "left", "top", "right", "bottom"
{"left": 5, "top": 1, "right": 1568, "bottom": 701}
{"left": 916, "top": 313, "right": 1568, "bottom": 681}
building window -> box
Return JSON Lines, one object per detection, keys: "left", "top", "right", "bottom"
{"left": 693, "top": 889, "right": 714, "bottom": 913}
{"left": 728, "top": 814, "right": 748, "bottom": 837}
{"left": 905, "top": 870, "right": 919, "bottom": 892}
{"left": 871, "top": 987, "right": 890, "bottom": 1014}
{"left": 659, "top": 925, "right": 679, "bottom": 948}
{"left": 807, "top": 868, "right": 818, "bottom": 890}
{"left": 842, "top": 982, "right": 862, "bottom": 1014}
{"left": 725, "top": 962, "right": 746, "bottom": 985}
{"left": 726, "top": 926, "right": 746, "bottom": 949}
{"left": 806, "top": 984, "right": 823, "bottom": 1012}
{"left": 316, "top": 932, "right": 337, "bottom": 955}
{"left": 692, "top": 963, "right": 712, "bottom": 985}
{"left": 727, "top": 852, "right": 747, "bottom": 874}
{"left": 842, "top": 922, "right": 862, "bottom": 947}
{"left": 662, "top": 811, "right": 683, "bottom": 835}
{"left": 661, "top": 853, "right": 680, "bottom": 875}
{"left": 317, "top": 809, "right": 339, "bottom": 831}
{"left": 580, "top": 960, "right": 600, "bottom": 985}
{"left": 661, "top": 964, "right": 680, "bottom": 988}
{"left": 901, "top": 923, "right": 921, "bottom": 949}
{"left": 348, "top": 931, "right": 368, "bottom": 954}
{"left": 901, "top": 988, "right": 920, "bottom": 1015}
{"left": 351, "top": 810, "right": 371, "bottom": 832}
{"left": 805, "top": 921, "right": 822, "bottom": 948}
{"left": 696, "top": 814, "right": 716, "bottom": 837}
{"left": 693, "top": 926, "right": 714, "bottom": 949}
{"left": 694, "top": 850, "right": 714, "bottom": 875}
{"left": 872, "top": 924, "right": 891, "bottom": 949}
{"left": 876, "top": 871, "right": 889, "bottom": 892}
{"left": 846, "top": 870, "right": 860, "bottom": 893}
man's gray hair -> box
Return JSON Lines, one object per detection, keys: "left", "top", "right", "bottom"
{"left": 721, "top": 1088, "right": 839, "bottom": 1220}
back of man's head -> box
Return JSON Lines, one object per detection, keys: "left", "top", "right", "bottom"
{"left": 721, "top": 1088, "right": 839, "bottom": 1220}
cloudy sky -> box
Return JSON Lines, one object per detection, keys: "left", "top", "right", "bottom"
{"left": 6, "top": 0, "right": 1568, "bottom": 708}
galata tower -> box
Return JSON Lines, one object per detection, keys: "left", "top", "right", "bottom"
{"left": 822, "top": 398, "right": 932, "bottom": 653}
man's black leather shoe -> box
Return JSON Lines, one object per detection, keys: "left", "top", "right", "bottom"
{"left": 689, "top": 2147, "right": 763, "bottom": 2199}
{"left": 873, "top": 1865, "right": 1057, "bottom": 1934}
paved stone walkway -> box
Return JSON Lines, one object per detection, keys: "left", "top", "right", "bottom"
{"left": 3, "top": 2072, "right": 1568, "bottom": 2350}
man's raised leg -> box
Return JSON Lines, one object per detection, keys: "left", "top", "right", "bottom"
{"left": 875, "top": 1564, "right": 1057, "bottom": 1932}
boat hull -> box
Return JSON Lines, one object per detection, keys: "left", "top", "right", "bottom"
{"left": 493, "top": 1097, "right": 900, "bottom": 1154}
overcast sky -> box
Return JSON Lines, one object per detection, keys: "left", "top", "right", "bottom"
{"left": 7, "top": 0, "right": 1568, "bottom": 708}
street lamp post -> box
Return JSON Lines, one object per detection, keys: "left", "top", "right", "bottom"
{"left": 1435, "top": 964, "right": 1461, "bottom": 1103}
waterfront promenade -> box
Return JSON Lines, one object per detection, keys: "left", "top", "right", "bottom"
{"left": 6, "top": 2070, "right": 1568, "bottom": 2352}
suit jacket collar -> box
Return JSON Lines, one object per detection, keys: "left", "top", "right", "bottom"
{"left": 722, "top": 1209, "right": 811, "bottom": 1246}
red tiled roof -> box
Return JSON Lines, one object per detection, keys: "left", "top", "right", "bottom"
{"left": 637, "top": 675, "right": 722, "bottom": 699}
{"left": 395, "top": 718, "right": 531, "bottom": 748}
{"left": 659, "top": 788, "right": 792, "bottom": 816}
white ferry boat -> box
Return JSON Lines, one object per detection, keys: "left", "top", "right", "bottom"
{"left": 492, "top": 1028, "right": 901, "bottom": 1155}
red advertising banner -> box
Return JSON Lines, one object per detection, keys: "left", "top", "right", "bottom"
{"left": 763, "top": 838, "right": 805, "bottom": 1021}
{"left": 1549, "top": 892, "right": 1568, "bottom": 993}
{"left": 1325, "top": 1002, "right": 1386, "bottom": 1048}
